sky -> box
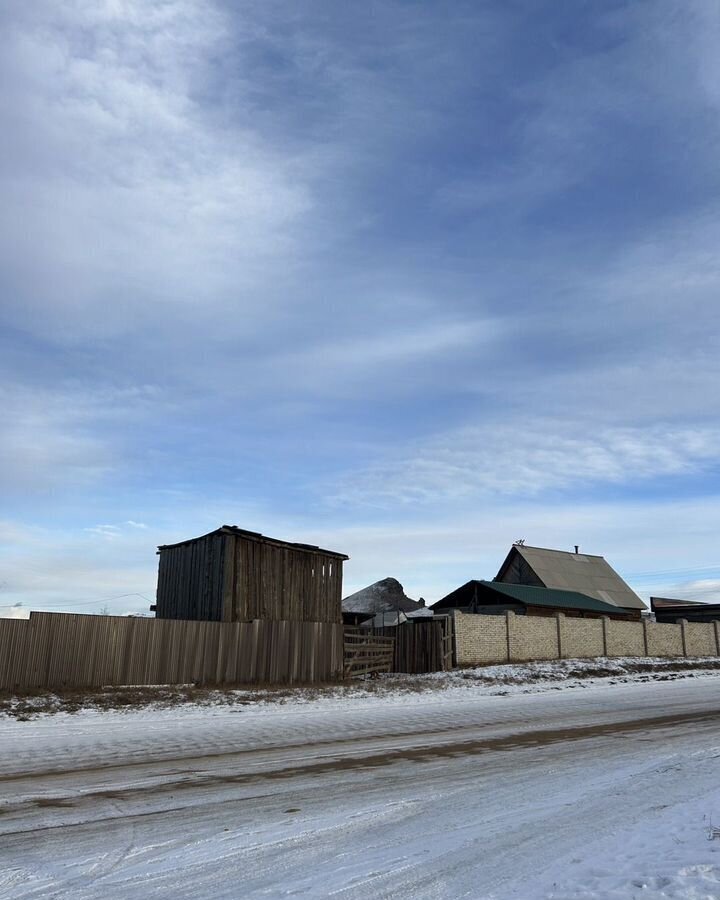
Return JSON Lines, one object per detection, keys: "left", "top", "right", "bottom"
{"left": 2, "top": 0, "right": 720, "bottom": 618}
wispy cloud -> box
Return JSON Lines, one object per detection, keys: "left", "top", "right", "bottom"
{"left": 0, "top": 382, "right": 166, "bottom": 497}
{"left": 2, "top": 1, "right": 720, "bottom": 611}
{"left": 0, "top": 385, "right": 112, "bottom": 495}
{"left": 330, "top": 423, "right": 720, "bottom": 508}
{"left": 323, "top": 495, "right": 720, "bottom": 603}
{"left": 0, "top": 0, "right": 317, "bottom": 345}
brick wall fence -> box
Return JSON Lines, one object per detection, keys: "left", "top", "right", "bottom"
{"left": 453, "top": 610, "right": 720, "bottom": 667}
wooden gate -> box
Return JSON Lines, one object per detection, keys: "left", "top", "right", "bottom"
{"left": 366, "top": 618, "right": 454, "bottom": 674}
{"left": 437, "top": 614, "right": 455, "bottom": 671}
{"left": 343, "top": 629, "right": 395, "bottom": 678}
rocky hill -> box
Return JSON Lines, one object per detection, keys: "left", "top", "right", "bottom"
{"left": 342, "top": 577, "right": 422, "bottom": 614}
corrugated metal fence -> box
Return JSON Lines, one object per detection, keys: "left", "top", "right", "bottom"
{"left": 0, "top": 612, "right": 343, "bottom": 691}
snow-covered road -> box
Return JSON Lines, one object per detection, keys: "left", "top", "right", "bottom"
{"left": 2, "top": 676, "right": 720, "bottom": 898}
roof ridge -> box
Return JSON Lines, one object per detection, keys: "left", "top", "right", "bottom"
{"left": 158, "top": 525, "right": 349, "bottom": 559}
{"left": 516, "top": 544, "right": 604, "bottom": 559}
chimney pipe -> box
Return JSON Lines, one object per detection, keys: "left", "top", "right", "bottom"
{"left": 574, "top": 545, "right": 579, "bottom": 554}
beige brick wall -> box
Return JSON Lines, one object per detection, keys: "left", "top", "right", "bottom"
{"left": 558, "top": 616, "right": 604, "bottom": 659}
{"left": 453, "top": 611, "right": 508, "bottom": 666}
{"left": 605, "top": 619, "right": 645, "bottom": 657}
{"left": 644, "top": 621, "right": 683, "bottom": 657}
{"left": 509, "top": 613, "right": 559, "bottom": 662}
{"left": 452, "top": 611, "right": 719, "bottom": 667}
{"left": 682, "top": 622, "right": 718, "bottom": 657}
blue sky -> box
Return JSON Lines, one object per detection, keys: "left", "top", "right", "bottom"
{"left": 2, "top": 0, "right": 720, "bottom": 617}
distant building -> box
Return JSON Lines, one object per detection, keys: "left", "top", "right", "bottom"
{"left": 494, "top": 544, "right": 646, "bottom": 618}
{"left": 651, "top": 597, "right": 720, "bottom": 624}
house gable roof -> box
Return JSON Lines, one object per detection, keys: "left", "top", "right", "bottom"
{"left": 496, "top": 545, "right": 646, "bottom": 610}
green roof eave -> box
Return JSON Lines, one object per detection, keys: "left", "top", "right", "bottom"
{"left": 480, "top": 581, "right": 625, "bottom": 615}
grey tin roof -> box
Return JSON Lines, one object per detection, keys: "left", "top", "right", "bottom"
{"left": 497, "top": 545, "right": 646, "bottom": 610}
{"left": 158, "top": 525, "right": 349, "bottom": 559}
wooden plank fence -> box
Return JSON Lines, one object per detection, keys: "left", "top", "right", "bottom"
{"left": 438, "top": 615, "right": 455, "bottom": 670}
{"left": 0, "top": 612, "right": 344, "bottom": 692}
{"left": 343, "top": 629, "right": 395, "bottom": 678}
{"left": 366, "top": 619, "right": 451, "bottom": 674}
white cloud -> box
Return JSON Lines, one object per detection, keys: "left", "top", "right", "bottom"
{"left": 85, "top": 521, "right": 149, "bottom": 538}
{"left": 0, "top": 385, "right": 111, "bottom": 494}
{"left": 0, "top": 521, "right": 158, "bottom": 614}
{"left": 317, "top": 494, "right": 720, "bottom": 604}
{"left": 657, "top": 579, "right": 720, "bottom": 603}
{"left": 0, "top": 382, "right": 165, "bottom": 497}
{"left": 0, "top": 0, "right": 317, "bottom": 343}
{"left": 267, "top": 318, "right": 501, "bottom": 396}
{"left": 84, "top": 525, "right": 121, "bottom": 539}
{"left": 2, "top": 0, "right": 720, "bottom": 617}
{"left": 329, "top": 422, "right": 720, "bottom": 508}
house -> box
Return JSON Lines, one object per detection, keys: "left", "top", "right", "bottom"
{"left": 154, "top": 526, "right": 348, "bottom": 623}
{"left": 431, "top": 580, "right": 637, "bottom": 620}
{"left": 342, "top": 577, "right": 426, "bottom": 627}
{"left": 651, "top": 597, "right": 720, "bottom": 624}
{"left": 494, "top": 544, "right": 646, "bottom": 618}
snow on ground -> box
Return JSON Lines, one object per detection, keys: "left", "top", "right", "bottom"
{"left": 1, "top": 664, "right": 719, "bottom": 899}
{"left": 538, "top": 788, "right": 720, "bottom": 900}
{"left": 3, "top": 655, "right": 719, "bottom": 720}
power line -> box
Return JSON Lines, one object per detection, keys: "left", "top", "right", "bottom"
{"left": 628, "top": 565, "right": 720, "bottom": 581}
{"left": 0, "top": 592, "right": 152, "bottom": 611}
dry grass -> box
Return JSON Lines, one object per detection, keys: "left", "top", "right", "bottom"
{"left": 0, "top": 676, "right": 438, "bottom": 720}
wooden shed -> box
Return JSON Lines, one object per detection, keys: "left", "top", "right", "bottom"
{"left": 651, "top": 597, "right": 720, "bottom": 623}
{"left": 154, "top": 526, "right": 349, "bottom": 624}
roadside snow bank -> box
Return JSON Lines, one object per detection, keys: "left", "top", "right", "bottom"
{"left": 2, "top": 656, "right": 718, "bottom": 720}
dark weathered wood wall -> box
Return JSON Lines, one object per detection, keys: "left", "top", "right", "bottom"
{"left": 222, "top": 533, "right": 343, "bottom": 624}
{"left": 0, "top": 612, "right": 343, "bottom": 691}
{"left": 155, "top": 532, "right": 225, "bottom": 620}
{"left": 366, "top": 620, "right": 447, "bottom": 674}
{"left": 156, "top": 532, "right": 344, "bottom": 624}
{"left": 497, "top": 550, "right": 544, "bottom": 587}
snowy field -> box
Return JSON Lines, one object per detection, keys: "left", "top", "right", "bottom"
{"left": 1, "top": 662, "right": 720, "bottom": 899}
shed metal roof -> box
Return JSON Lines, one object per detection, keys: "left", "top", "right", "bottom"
{"left": 158, "top": 525, "right": 349, "bottom": 559}
{"left": 497, "top": 545, "right": 646, "bottom": 610}
{"left": 650, "top": 597, "right": 706, "bottom": 608}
